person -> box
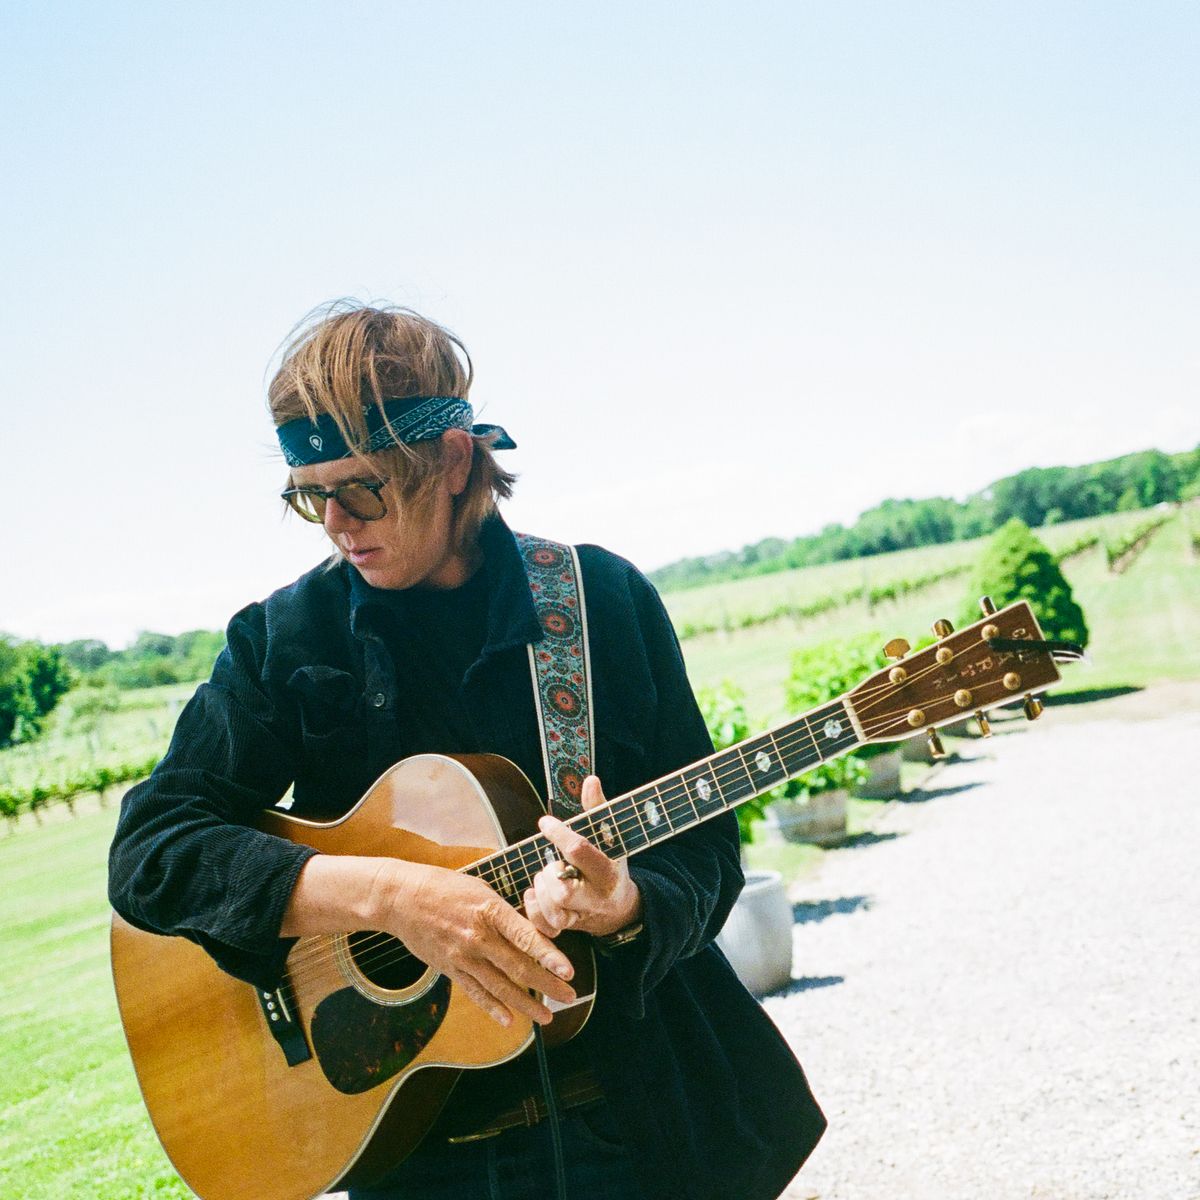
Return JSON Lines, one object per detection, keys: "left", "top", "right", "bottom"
{"left": 108, "top": 302, "right": 826, "bottom": 1200}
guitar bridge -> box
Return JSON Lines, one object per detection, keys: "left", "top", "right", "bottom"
{"left": 256, "top": 979, "right": 312, "bottom": 1067}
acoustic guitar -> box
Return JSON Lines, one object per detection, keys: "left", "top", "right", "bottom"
{"left": 111, "top": 599, "right": 1069, "bottom": 1200}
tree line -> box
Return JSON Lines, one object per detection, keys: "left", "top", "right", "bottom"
{"left": 0, "top": 628, "right": 226, "bottom": 749}
{"left": 651, "top": 444, "right": 1200, "bottom": 591}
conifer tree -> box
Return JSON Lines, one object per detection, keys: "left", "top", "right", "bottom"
{"left": 959, "top": 519, "right": 1089, "bottom": 648}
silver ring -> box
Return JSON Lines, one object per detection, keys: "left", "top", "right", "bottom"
{"left": 556, "top": 862, "right": 582, "bottom": 882}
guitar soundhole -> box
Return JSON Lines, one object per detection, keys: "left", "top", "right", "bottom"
{"left": 347, "top": 931, "right": 427, "bottom": 991}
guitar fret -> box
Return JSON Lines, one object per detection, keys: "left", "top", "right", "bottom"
{"left": 681, "top": 762, "right": 724, "bottom": 819}
{"left": 656, "top": 777, "right": 694, "bottom": 832}
{"left": 715, "top": 745, "right": 756, "bottom": 803}
{"left": 465, "top": 698, "right": 865, "bottom": 901}
{"left": 619, "top": 795, "right": 651, "bottom": 851}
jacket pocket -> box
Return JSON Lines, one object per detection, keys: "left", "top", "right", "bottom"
{"left": 286, "top": 665, "right": 362, "bottom": 740}
{"left": 284, "top": 667, "right": 370, "bottom": 814}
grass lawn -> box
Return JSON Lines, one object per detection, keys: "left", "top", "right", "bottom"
{"left": 0, "top": 801, "right": 190, "bottom": 1199}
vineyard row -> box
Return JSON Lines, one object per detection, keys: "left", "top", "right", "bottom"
{"left": 676, "top": 562, "right": 973, "bottom": 641}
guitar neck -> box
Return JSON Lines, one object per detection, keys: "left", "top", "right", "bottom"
{"left": 461, "top": 698, "right": 862, "bottom": 905}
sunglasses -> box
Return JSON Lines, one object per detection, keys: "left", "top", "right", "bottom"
{"left": 281, "top": 478, "right": 391, "bottom": 523}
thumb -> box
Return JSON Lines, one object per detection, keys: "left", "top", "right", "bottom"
{"left": 581, "top": 775, "right": 607, "bottom": 811}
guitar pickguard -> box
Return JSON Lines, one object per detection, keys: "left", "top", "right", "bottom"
{"left": 310, "top": 975, "right": 452, "bottom": 1095}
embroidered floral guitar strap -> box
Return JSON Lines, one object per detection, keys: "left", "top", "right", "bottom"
{"left": 515, "top": 533, "right": 595, "bottom": 819}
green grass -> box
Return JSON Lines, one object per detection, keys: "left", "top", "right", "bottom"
{"left": 0, "top": 803, "right": 190, "bottom": 1199}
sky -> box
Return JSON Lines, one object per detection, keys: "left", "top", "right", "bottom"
{"left": 3, "top": 2, "right": 1197, "bottom": 648}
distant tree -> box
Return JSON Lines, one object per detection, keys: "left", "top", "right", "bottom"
{"left": 959, "top": 519, "right": 1089, "bottom": 649}
{"left": 60, "top": 638, "right": 114, "bottom": 673}
{"left": 0, "top": 637, "right": 73, "bottom": 747}
{"left": 1117, "top": 485, "right": 1142, "bottom": 512}
{"left": 20, "top": 643, "right": 73, "bottom": 719}
{"left": 130, "top": 631, "right": 177, "bottom": 658}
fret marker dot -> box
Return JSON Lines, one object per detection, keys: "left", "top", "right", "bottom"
{"left": 644, "top": 800, "right": 662, "bottom": 827}
{"left": 600, "top": 820, "right": 616, "bottom": 848}
{"left": 823, "top": 718, "right": 843, "bottom": 740}
{"left": 755, "top": 751, "right": 772, "bottom": 773}
{"left": 696, "top": 777, "right": 712, "bottom": 802}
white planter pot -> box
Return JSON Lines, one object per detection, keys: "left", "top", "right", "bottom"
{"left": 761, "top": 790, "right": 848, "bottom": 847}
{"left": 717, "top": 869, "right": 794, "bottom": 997}
{"left": 855, "top": 748, "right": 902, "bottom": 798}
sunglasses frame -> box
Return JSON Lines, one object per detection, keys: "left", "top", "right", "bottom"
{"left": 281, "top": 478, "right": 391, "bottom": 523}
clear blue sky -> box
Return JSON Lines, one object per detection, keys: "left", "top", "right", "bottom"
{"left": 3, "top": 2, "right": 1197, "bottom": 646}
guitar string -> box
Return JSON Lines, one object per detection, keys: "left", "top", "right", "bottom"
{"left": 285, "top": 698, "right": 918, "bottom": 982}
{"left": 280, "top": 714, "right": 831, "bottom": 974}
{"left": 287, "top": 700, "right": 999, "bottom": 983}
{"left": 282, "top": 713, "right": 843, "bottom": 977}
{"left": 287, "top": 654, "right": 1007, "bottom": 982}
{"left": 286, "top": 635, "right": 1028, "bottom": 979}
{"left": 283, "top": 718, "right": 824, "bottom": 976}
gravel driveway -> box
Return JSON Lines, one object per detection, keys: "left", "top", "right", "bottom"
{"left": 770, "top": 689, "right": 1200, "bottom": 1200}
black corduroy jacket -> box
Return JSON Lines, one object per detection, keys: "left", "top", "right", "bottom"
{"left": 109, "top": 515, "right": 825, "bottom": 1200}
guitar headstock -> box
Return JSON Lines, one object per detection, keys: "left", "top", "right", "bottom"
{"left": 847, "top": 600, "right": 1062, "bottom": 749}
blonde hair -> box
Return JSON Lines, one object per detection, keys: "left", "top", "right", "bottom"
{"left": 268, "top": 301, "right": 515, "bottom": 549}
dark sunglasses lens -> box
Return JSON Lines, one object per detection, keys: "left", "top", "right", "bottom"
{"left": 338, "top": 483, "right": 387, "bottom": 521}
{"left": 285, "top": 491, "right": 326, "bottom": 522}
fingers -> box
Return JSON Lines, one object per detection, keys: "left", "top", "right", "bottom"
{"left": 486, "top": 899, "right": 576, "bottom": 1000}
{"left": 390, "top": 866, "right": 575, "bottom": 1029}
{"left": 581, "top": 774, "right": 607, "bottom": 811}
{"left": 524, "top": 885, "right": 579, "bottom": 937}
{"left": 537, "top": 814, "right": 618, "bottom": 890}
{"left": 445, "top": 902, "right": 576, "bottom": 1028}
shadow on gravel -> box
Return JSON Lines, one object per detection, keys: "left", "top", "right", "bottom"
{"left": 1044, "top": 686, "right": 1141, "bottom": 706}
{"left": 836, "top": 830, "right": 901, "bottom": 848}
{"left": 901, "top": 781, "right": 985, "bottom": 803}
{"left": 792, "top": 895, "right": 872, "bottom": 924}
{"left": 773, "top": 975, "right": 844, "bottom": 996}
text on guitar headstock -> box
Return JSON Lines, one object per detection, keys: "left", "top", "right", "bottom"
{"left": 846, "top": 600, "right": 1062, "bottom": 748}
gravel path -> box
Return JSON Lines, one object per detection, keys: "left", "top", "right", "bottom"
{"left": 769, "top": 694, "right": 1200, "bottom": 1200}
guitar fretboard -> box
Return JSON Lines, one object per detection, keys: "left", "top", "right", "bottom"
{"left": 462, "top": 699, "right": 860, "bottom": 903}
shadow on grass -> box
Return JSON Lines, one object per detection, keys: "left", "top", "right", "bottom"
{"left": 792, "top": 894, "right": 872, "bottom": 924}
{"left": 1044, "top": 686, "right": 1142, "bottom": 706}
{"left": 773, "top": 975, "right": 845, "bottom": 996}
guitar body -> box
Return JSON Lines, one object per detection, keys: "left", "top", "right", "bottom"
{"left": 111, "top": 753, "right": 596, "bottom": 1200}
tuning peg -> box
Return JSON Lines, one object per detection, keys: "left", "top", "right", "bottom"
{"left": 974, "top": 710, "right": 992, "bottom": 737}
{"left": 926, "top": 729, "right": 947, "bottom": 759}
{"left": 1023, "top": 694, "right": 1044, "bottom": 721}
{"left": 932, "top": 619, "right": 954, "bottom": 638}
{"left": 979, "top": 595, "right": 997, "bottom": 616}
{"left": 884, "top": 638, "right": 911, "bottom": 661}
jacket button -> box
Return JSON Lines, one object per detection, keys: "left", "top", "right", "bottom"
{"left": 370, "top": 692, "right": 387, "bottom": 708}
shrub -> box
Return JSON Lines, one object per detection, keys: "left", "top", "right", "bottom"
{"left": 959, "top": 519, "right": 1089, "bottom": 648}
{"left": 782, "top": 635, "right": 882, "bottom": 797}
{"left": 696, "top": 682, "right": 769, "bottom": 845}
{"left": 0, "top": 788, "right": 21, "bottom": 831}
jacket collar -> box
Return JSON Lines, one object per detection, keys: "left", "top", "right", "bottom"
{"left": 346, "top": 513, "right": 543, "bottom": 657}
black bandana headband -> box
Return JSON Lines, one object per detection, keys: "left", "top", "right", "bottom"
{"left": 276, "top": 395, "right": 516, "bottom": 467}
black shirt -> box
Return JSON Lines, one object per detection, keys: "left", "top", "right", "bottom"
{"left": 108, "top": 514, "right": 825, "bottom": 1200}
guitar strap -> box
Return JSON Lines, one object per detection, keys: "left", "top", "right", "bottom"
{"left": 515, "top": 533, "right": 596, "bottom": 818}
